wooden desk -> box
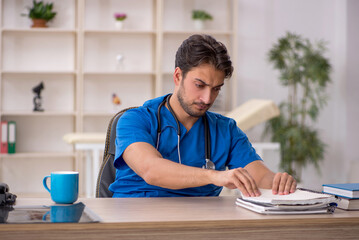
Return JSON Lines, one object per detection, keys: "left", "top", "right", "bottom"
{"left": 1, "top": 196, "right": 359, "bottom": 240}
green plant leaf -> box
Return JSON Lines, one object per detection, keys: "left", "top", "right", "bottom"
{"left": 264, "top": 31, "right": 332, "bottom": 181}
{"left": 22, "top": 0, "right": 57, "bottom": 22}
{"left": 192, "top": 10, "right": 213, "bottom": 21}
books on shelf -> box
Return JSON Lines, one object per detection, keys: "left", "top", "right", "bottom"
{"left": 322, "top": 183, "right": 359, "bottom": 199}
{"left": 236, "top": 188, "right": 338, "bottom": 215}
{"left": 0, "top": 121, "right": 16, "bottom": 154}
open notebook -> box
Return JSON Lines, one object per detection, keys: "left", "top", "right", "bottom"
{"left": 236, "top": 188, "right": 338, "bottom": 215}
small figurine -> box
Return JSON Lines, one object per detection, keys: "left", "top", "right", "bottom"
{"left": 32, "top": 82, "right": 44, "bottom": 112}
{"left": 112, "top": 93, "right": 121, "bottom": 112}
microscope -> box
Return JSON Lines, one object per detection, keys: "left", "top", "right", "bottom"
{"left": 32, "top": 82, "right": 44, "bottom": 112}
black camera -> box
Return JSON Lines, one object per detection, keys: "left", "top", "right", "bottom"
{"left": 0, "top": 183, "right": 17, "bottom": 206}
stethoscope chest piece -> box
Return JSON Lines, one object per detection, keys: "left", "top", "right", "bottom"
{"left": 203, "top": 159, "right": 215, "bottom": 170}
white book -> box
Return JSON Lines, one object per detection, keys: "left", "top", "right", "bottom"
{"left": 337, "top": 197, "right": 359, "bottom": 210}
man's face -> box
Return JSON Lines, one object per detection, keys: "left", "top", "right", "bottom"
{"left": 176, "top": 64, "right": 225, "bottom": 118}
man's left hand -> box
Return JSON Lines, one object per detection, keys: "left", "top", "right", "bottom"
{"left": 271, "top": 172, "right": 297, "bottom": 195}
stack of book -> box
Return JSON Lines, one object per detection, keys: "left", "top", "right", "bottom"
{"left": 322, "top": 183, "right": 359, "bottom": 210}
{"left": 236, "top": 188, "right": 338, "bottom": 215}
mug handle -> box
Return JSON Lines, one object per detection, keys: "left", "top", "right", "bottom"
{"left": 43, "top": 175, "right": 51, "bottom": 193}
{"left": 42, "top": 211, "right": 50, "bottom": 221}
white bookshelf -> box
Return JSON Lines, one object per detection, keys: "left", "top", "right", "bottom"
{"left": 0, "top": 152, "right": 75, "bottom": 159}
{"left": 0, "top": 0, "right": 238, "bottom": 195}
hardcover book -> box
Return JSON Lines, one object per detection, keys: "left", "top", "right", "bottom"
{"left": 322, "top": 183, "right": 359, "bottom": 199}
{"left": 337, "top": 197, "right": 359, "bottom": 210}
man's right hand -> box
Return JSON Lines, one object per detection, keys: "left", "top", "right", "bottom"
{"left": 210, "top": 168, "right": 261, "bottom": 197}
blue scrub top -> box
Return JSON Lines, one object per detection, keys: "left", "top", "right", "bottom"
{"left": 109, "top": 94, "right": 261, "bottom": 197}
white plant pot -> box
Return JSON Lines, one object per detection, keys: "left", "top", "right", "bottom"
{"left": 193, "top": 20, "right": 204, "bottom": 30}
{"left": 115, "top": 21, "right": 124, "bottom": 30}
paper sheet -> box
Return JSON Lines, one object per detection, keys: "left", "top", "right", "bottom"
{"left": 241, "top": 188, "right": 336, "bottom": 205}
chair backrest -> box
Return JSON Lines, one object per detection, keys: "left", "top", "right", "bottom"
{"left": 95, "top": 107, "right": 138, "bottom": 198}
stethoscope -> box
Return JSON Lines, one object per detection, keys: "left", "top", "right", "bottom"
{"left": 155, "top": 94, "right": 215, "bottom": 170}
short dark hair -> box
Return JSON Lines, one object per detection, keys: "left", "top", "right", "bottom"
{"left": 175, "top": 34, "right": 233, "bottom": 79}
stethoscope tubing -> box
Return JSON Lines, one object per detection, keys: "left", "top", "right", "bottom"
{"left": 155, "top": 94, "right": 213, "bottom": 169}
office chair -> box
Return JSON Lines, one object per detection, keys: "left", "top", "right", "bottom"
{"left": 95, "top": 106, "right": 138, "bottom": 198}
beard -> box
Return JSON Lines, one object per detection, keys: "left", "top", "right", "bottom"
{"left": 177, "top": 86, "right": 212, "bottom": 118}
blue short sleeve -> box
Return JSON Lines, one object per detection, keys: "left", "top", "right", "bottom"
{"left": 226, "top": 119, "right": 262, "bottom": 169}
{"left": 114, "top": 108, "right": 155, "bottom": 168}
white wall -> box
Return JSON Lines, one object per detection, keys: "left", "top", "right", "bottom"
{"left": 236, "top": 0, "right": 358, "bottom": 189}
{"left": 346, "top": 0, "right": 359, "bottom": 182}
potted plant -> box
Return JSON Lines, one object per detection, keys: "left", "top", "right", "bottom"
{"left": 192, "top": 10, "right": 213, "bottom": 30}
{"left": 22, "top": 0, "right": 56, "bottom": 28}
{"left": 264, "top": 32, "right": 332, "bottom": 181}
{"left": 114, "top": 13, "right": 127, "bottom": 30}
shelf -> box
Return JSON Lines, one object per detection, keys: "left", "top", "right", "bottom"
{"left": 163, "top": 30, "right": 233, "bottom": 35}
{"left": 1, "top": 28, "right": 77, "bottom": 33}
{"left": 83, "top": 75, "right": 153, "bottom": 113}
{"left": 83, "top": 71, "right": 155, "bottom": 76}
{"left": 0, "top": 152, "right": 75, "bottom": 159}
{"left": 0, "top": 111, "right": 77, "bottom": 117}
{"left": 2, "top": 31, "right": 76, "bottom": 72}
{"left": 1, "top": 70, "right": 77, "bottom": 75}
{"left": 83, "top": 34, "right": 154, "bottom": 73}
{"left": 84, "top": 0, "right": 154, "bottom": 31}
{"left": 83, "top": 112, "right": 116, "bottom": 117}
{"left": 84, "top": 29, "right": 156, "bottom": 35}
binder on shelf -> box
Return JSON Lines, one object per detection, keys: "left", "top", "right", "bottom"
{"left": 8, "top": 121, "right": 16, "bottom": 154}
{"left": 1, "top": 121, "right": 8, "bottom": 154}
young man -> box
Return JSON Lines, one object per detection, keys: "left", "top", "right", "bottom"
{"left": 109, "top": 34, "right": 296, "bottom": 198}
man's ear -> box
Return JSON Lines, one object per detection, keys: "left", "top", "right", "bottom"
{"left": 173, "top": 67, "right": 182, "bottom": 86}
